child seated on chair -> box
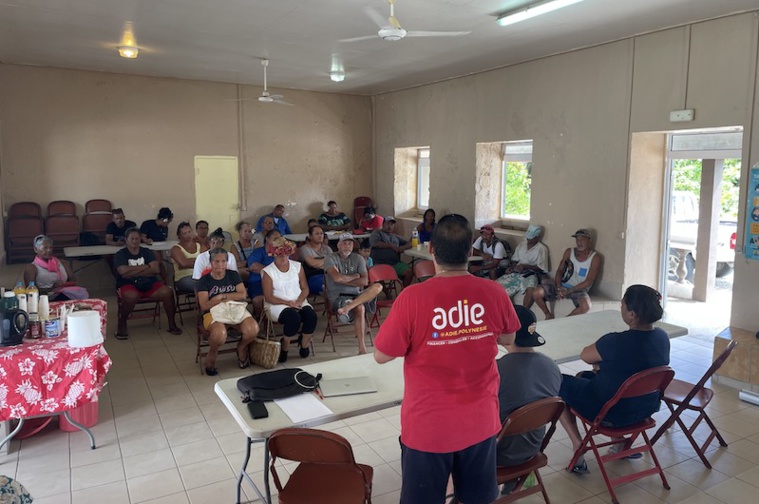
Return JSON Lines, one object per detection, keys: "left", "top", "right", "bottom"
{"left": 358, "top": 240, "right": 373, "bottom": 268}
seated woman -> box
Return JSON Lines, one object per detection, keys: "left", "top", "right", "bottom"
{"left": 559, "top": 285, "right": 670, "bottom": 474}
{"left": 231, "top": 221, "right": 258, "bottom": 283}
{"left": 246, "top": 230, "right": 281, "bottom": 304}
{"left": 416, "top": 208, "right": 436, "bottom": 243}
{"left": 358, "top": 206, "right": 383, "bottom": 232}
{"left": 197, "top": 248, "right": 259, "bottom": 376}
{"left": 255, "top": 215, "right": 276, "bottom": 247}
{"left": 262, "top": 237, "right": 317, "bottom": 362}
{"left": 24, "top": 235, "right": 88, "bottom": 301}
{"left": 299, "top": 225, "right": 332, "bottom": 296}
{"left": 192, "top": 228, "right": 238, "bottom": 279}
{"left": 194, "top": 220, "right": 210, "bottom": 249}
{"left": 318, "top": 200, "right": 352, "bottom": 231}
{"left": 170, "top": 222, "right": 205, "bottom": 292}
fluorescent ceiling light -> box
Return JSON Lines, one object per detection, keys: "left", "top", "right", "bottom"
{"left": 329, "top": 71, "right": 345, "bottom": 82}
{"left": 497, "top": 0, "right": 584, "bottom": 27}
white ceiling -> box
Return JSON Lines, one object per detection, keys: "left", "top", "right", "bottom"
{"left": 0, "top": 0, "right": 757, "bottom": 96}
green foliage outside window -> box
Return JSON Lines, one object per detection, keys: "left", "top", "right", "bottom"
{"left": 502, "top": 161, "right": 532, "bottom": 218}
{"left": 672, "top": 158, "right": 741, "bottom": 218}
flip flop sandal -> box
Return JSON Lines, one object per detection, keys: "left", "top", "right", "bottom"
{"left": 238, "top": 355, "right": 250, "bottom": 369}
{"left": 115, "top": 330, "right": 129, "bottom": 340}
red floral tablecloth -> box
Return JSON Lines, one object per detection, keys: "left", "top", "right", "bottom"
{"left": 49, "top": 299, "right": 108, "bottom": 339}
{"left": 0, "top": 299, "right": 111, "bottom": 421}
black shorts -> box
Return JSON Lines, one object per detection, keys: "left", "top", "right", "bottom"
{"left": 400, "top": 436, "right": 498, "bottom": 504}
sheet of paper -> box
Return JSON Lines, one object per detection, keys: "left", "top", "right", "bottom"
{"left": 274, "top": 393, "right": 334, "bottom": 424}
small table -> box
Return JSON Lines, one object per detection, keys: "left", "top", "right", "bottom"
{"left": 214, "top": 355, "right": 403, "bottom": 504}
{"left": 0, "top": 338, "right": 111, "bottom": 451}
{"left": 63, "top": 241, "right": 178, "bottom": 273}
{"left": 530, "top": 310, "right": 689, "bottom": 364}
{"left": 403, "top": 247, "right": 483, "bottom": 262}
{"left": 0, "top": 299, "right": 111, "bottom": 452}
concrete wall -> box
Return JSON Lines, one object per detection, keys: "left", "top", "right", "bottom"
{"left": 0, "top": 64, "right": 372, "bottom": 234}
{"left": 374, "top": 11, "right": 759, "bottom": 331}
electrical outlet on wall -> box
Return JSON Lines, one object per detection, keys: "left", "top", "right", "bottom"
{"left": 669, "top": 109, "right": 695, "bottom": 122}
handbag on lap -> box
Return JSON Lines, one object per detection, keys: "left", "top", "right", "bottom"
{"left": 210, "top": 300, "right": 251, "bottom": 325}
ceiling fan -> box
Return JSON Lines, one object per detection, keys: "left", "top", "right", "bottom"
{"left": 340, "top": 0, "right": 470, "bottom": 43}
{"left": 256, "top": 59, "right": 293, "bottom": 106}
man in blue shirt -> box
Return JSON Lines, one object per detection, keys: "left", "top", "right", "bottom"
{"left": 255, "top": 204, "right": 292, "bottom": 235}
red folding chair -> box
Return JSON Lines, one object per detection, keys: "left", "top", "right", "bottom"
{"left": 413, "top": 259, "right": 435, "bottom": 282}
{"left": 85, "top": 199, "right": 112, "bottom": 213}
{"left": 567, "top": 366, "right": 675, "bottom": 504}
{"left": 9, "top": 202, "right": 42, "bottom": 218}
{"left": 650, "top": 340, "right": 738, "bottom": 468}
{"left": 268, "top": 427, "right": 373, "bottom": 504}
{"left": 47, "top": 200, "right": 77, "bottom": 216}
{"left": 495, "top": 397, "right": 565, "bottom": 504}
{"left": 367, "top": 264, "right": 402, "bottom": 328}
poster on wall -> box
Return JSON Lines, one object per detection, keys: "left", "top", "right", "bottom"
{"left": 747, "top": 163, "right": 759, "bottom": 261}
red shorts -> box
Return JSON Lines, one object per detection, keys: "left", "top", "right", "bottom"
{"left": 119, "top": 281, "right": 165, "bottom": 299}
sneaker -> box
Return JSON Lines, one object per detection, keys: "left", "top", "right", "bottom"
{"left": 365, "top": 297, "right": 377, "bottom": 315}
{"left": 299, "top": 347, "right": 310, "bottom": 358}
{"left": 115, "top": 330, "right": 129, "bottom": 340}
{"left": 278, "top": 349, "right": 288, "bottom": 363}
{"left": 571, "top": 460, "right": 590, "bottom": 474}
{"left": 608, "top": 442, "right": 643, "bottom": 459}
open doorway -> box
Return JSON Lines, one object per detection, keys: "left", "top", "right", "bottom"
{"left": 627, "top": 128, "right": 742, "bottom": 336}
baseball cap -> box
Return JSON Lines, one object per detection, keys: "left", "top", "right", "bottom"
{"left": 524, "top": 224, "right": 542, "bottom": 240}
{"left": 385, "top": 216, "right": 396, "bottom": 223}
{"left": 571, "top": 229, "right": 592, "bottom": 239}
{"left": 480, "top": 224, "right": 495, "bottom": 234}
{"left": 513, "top": 306, "right": 546, "bottom": 347}
{"left": 338, "top": 233, "right": 354, "bottom": 242}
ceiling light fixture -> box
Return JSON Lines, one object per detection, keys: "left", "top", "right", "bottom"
{"left": 118, "top": 46, "right": 139, "bottom": 59}
{"left": 329, "top": 70, "right": 346, "bottom": 82}
{"left": 118, "top": 22, "right": 139, "bottom": 59}
{"left": 497, "top": 0, "right": 584, "bottom": 27}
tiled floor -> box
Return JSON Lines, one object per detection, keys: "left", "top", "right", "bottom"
{"left": 1, "top": 277, "right": 758, "bottom": 503}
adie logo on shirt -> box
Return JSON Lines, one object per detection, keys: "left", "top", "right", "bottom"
{"left": 431, "top": 300, "right": 485, "bottom": 330}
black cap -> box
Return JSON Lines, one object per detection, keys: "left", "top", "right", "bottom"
{"left": 513, "top": 306, "right": 545, "bottom": 347}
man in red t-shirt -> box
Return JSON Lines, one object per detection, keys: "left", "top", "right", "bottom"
{"left": 374, "top": 214, "right": 520, "bottom": 504}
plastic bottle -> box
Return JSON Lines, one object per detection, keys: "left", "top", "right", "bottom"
{"left": 411, "top": 229, "right": 419, "bottom": 248}
{"left": 2, "top": 291, "right": 18, "bottom": 310}
{"left": 26, "top": 281, "right": 39, "bottom": 315}
{"left": 13, "top": 281, "right": 25, "bottom": 297}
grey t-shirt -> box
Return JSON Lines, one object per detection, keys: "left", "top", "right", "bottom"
{"left": 496, "top": 351, "right": 562, "bottom": 466}
{"left": 369, "top": 230, "right": 407, "bottom": 265}
{"left": 299, "top": 242, "right": 332, "bottom": 277}
{"left": 323, "top": 252, "right": 367, "bottom": 304}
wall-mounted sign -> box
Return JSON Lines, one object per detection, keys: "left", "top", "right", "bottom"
{"left": 746, "top": 163, "right": 759, "bottom": 261}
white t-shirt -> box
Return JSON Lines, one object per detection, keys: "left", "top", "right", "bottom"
{"left": 192, "top": 251, "right": 238, "bottom": 280}
{"left": 511, "top": 241, "right": 549, "bottom": 272}
{"left": 472, "top": 237, "right": 509, "bottom": 267}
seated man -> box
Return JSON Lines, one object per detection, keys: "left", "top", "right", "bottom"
{"left": 140, "top": 207, "right": 173, "bottom": 244}
{"left": 324, "top": 234, "right": 383, "bottom": 355}
{"left": 496, "top": 306, "right": 561, "bottom": 494}
{"left": 113, "top": 228, "right": 182, "bottom": 339}
{"left": 256, "top": 204, "right": 292, "bottom": 235}
{"left": 527, "top": 229, "right": 602, "bottom": 319}
{"left": 192, "top": 228, "right": 238, "bottom": 280}
{"left": 359, "top": 206, "right": 384, "bottom": 232}
{"left": 470, "top": 225, "right": 511, "bottom": 280}
{"left": 369, "top": 216, "right": 413, "bottom": 286}
{"left": 497, "top": 224, "right": 549, "bottom": 298}
{"left": 105, "top": 208, "right": 136, "bottom": 246}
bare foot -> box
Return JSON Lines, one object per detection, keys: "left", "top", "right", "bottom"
{"left": 544, "top": 313, "right": 555, "bottom": 320}
{"left": 358, "top": 349, "right": 368, "bottom": 355}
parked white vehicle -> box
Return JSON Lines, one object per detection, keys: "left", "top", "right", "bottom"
{"left": 668, "top": 191, "right": 736, "bottom": 280}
